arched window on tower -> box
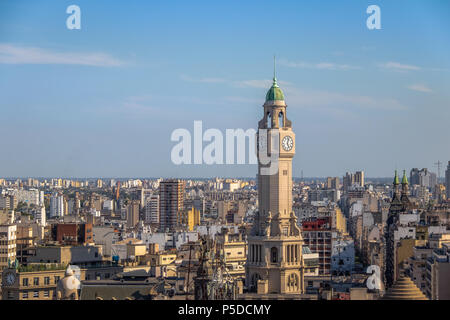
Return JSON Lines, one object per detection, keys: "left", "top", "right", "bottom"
{"left": 270, "top": 247, "right": 278, "bottom": 263}
{"left": 278, "top": 111, "right": 284, "bottom": 128}
{"left": 267, "top": 112, "right": 272, "bottom": 129}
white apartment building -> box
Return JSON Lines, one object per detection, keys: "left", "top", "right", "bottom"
{"left": 144, "top": 194, "right": 159, "bottom": 224}
{"left": 49, "top": 193, "right": 65, "bottom": 218}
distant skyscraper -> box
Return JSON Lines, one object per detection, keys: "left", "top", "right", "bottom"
{"left": 140, "top": 188, "right": 153, "bottom": 209}
{"left": 50, "top": 193, "right": 65, "bottom": 218}
{"left": 446, "top": 162, "right": 450, "bottom": 199}
{"left": 343, "top": 171, "right": 364, "bottom": 191}
{"left": 37, "top": 205, "right": 46, "bottom": 226}
{"left": 159, "top": 179, "right": 185, "bottom": 231}
{"left": 355, "top": 171, "right": 364, "bottom": 187}
{"left": 326, "top": 177, "right": 340, "bottom": 189}
{"left": 144, "top": 194, "right": 159, "bottom": 225}
{"left": 126, "top": 200, "right": 140, "bottom": 229}
{"left": 96, "top": 179, "right": 103, "bottom": 188}
{"left": 410, "top": 168, "right": 437, "bottom": 189}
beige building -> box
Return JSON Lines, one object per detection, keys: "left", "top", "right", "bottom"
{"left": 426, "top": 243, "right": 450, "bottom": 300}
{"left": 26, "top": 245, "right": 104, "bottom": 265}
{"left": 0, "top": 224, "right": 16, "bottom": 272}
{"left": 1, "top": 262, "right": 123, "bottom": 300}
{"left": 216, "top": 228, "right": 247, "bottom": 280}
{"left": 246, "top": 74, "right": 304, "bottom": 295}
{"left": 178, "top": 207, "right": 201, "bottom": 231}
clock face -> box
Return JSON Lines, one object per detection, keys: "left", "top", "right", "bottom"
{"left": 282, "top": 136, "right": 293, "bottom": 151}
{"left": 4, "top": 272, "right": 16, "bottom": 286}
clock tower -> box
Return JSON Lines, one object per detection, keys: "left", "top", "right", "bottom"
{"left": 246, "top": 68, "right": 304, "bottom": 295}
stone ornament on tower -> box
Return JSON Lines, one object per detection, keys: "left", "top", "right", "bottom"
{"left": 55, "top": 265, "right": 80, "bottom": 300}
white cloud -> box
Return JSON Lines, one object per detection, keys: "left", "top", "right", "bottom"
{"left": 0, "top": 43, "right": 125, "bottom": 67}
{"left": 379, "top": 62, "right": 421, "bottom": 71}
{"left": 407, "top": 84, "right": 432, "bottom": 93}
{"left": 279, "top": 59, "right": 360, "bottom": 71}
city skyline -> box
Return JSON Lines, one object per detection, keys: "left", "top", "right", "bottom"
{"left": 1, "top": 0, "right": 449, "bottom": 178}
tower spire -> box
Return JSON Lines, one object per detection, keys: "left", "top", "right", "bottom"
{"left": 394, "top": 170, "right": 400, "bottom": 186}
{"left": 402, "top": 170, "right": 408, "bottom": 185}
{"left": 273, "top": 55, "right": 276, "bottom": 80}
{"left": 272, "top": 55, "right": 279, "bottom": 87}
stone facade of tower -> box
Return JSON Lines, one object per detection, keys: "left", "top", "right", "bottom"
{"left": 246, "top": 76, "right": 304, "bottom": 295}
{"left": 384, "top": 170, "right": 414, "bottom": 289}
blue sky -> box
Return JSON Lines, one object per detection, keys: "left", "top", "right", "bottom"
{"left": 0, "top": 0, "right": 449, "bottom": 178}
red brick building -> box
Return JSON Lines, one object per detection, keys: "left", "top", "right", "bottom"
{"left": 51, "top": 223, "right": 93, "bottom": 245}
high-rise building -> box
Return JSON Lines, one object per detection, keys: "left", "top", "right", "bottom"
{"left": 96, "top": 179, "right": 103, "bottom": 188}
{"left": 246, "top": 73, "right": 304, "bottom": 295}
{"left": 126, "top": 200, "right": 140, "bottom": 229}
{"left": 50, "top": 193, "right": 65, "bottom": 218}
{"left": 446, "top": 162, "right": 450, "bottom": 199}
{"left": 159, "top": 179, "right": 185, "bottom": 231}
{"left": 302, "top": 217, "right": 332, "bottom": 275}
{"left": 179, "top": 207, "right": 201, "bottom": 231}
{"left": 36, "top": 205, "right": 46, "bottom": 226}
{"left": 326, "top": 177, "right": 340, "bottom": 190}
{"left": 410, "top": 168, "right": 437, "bottom": 189}
{"left": 343, "top": 171, "right": 364, "bottom": 191}
{"left": 355, "top": 171, "right": 364, "bottom": 187}
{"left": 144, "top": 194, "right": 159, "bottom": 225}
{"left": 140, "top": 188, "right": 153, "bottom": 209}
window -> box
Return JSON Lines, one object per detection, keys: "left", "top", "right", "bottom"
{"left": 54, "top": 276, "right": 60, "bottom": 283}
{"left": 33, "top": 291, "right": 39, "bottom": 298}
{"left": 44, "top": 277, "right": 50, "bottom": 285}
{"left": 271, "top": 247, "right": 278, "bottom": 263}
{"left": 22, "top": 292, "right": 28, "bottom": 299}
{"left": 23, "top": 278, "right": 29, "bottom": 287}
{"left": 33, "top": 277, "right": 39, "bottom": 286}
{"left": 43, "top": 290, "right": 49, "bottom": 298}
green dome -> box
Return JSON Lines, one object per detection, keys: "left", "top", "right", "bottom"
{"left": 265, "top": 78, "right": 285, "bottom": 102}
